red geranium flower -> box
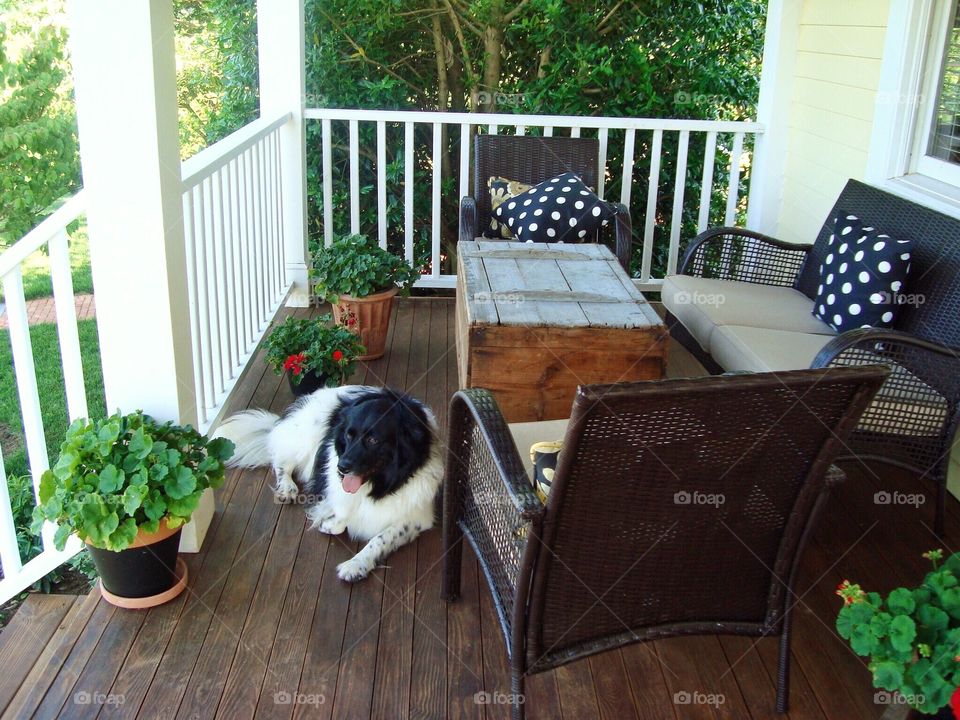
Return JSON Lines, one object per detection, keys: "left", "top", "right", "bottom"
{"left": 283, "top": 353, "right": 306, "bottom": 375}
{"left": 332, "top": 350, "right": 345, "bottom": 362}
{"left": 950, "top": 685, "right": 960, "bottom": 719}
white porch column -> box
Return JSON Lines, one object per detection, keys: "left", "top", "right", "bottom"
{"left": 258, "top": 0, "right": 310, "bottom": 306}
{"left": 69, "top": 0, "right": 213, "bottom": 551}
{"left": 746, "top": 0, "right": 802, "bottom": 236}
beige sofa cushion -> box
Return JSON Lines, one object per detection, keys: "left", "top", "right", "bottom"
{"left": 662, "top": 275, "right": 835, "bottom": 351}
{"left": 507, "top": 419, "right": 569, "bottom": 479}
{"left": 709, "top": 325, "right": 835, "bottom": 373}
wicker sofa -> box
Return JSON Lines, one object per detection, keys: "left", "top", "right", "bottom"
{"left": 663, "top": 179, "right": 960, "bottom": 533}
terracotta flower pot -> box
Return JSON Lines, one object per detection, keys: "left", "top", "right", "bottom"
{"left": 331, "top": 286, "right": 398, "bottom": 360}
{"left": 85, "top": 518, "right": 188, "bottom": 609}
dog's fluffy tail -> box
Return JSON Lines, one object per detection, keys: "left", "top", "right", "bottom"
{"left": 212, "top": 409, "right": 277, "bottom": 468}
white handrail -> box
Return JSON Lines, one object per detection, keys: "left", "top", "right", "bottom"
{"left": 0, "top": 191, "right": 86, "bottom": 278}
{"left": 305, "top": 107, "right": 763, "bottom": 134}
{"left": 0, "top": 190, "right": 88, "bottom": 603}
{"left": 181, "top": 112, "right": 292, "bottom": 191}
{"left": 181, "top": 115, "right": 293, "bottom": 429}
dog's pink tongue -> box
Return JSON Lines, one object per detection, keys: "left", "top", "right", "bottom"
{"left": 342, "top": 473, "right": 364, "bottom": 494}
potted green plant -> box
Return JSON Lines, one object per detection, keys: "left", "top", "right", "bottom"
{"left": 32, "top": 411, "right": 234, "bottom": 608}
{"left": 263, "top": 314, "right": 364, "bottom": 395}
{"left": 836, "top": 550, "right": 960, "bottom": 719}
{"left": 312, "top": 234, "right": 420, "bottom": 360}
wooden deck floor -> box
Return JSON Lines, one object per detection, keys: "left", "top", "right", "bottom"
{"left": 0, "top": 297, "right": 955, "bottom": 719}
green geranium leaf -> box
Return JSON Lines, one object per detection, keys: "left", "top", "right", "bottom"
{"left": 208, "top": 437, "right": 235, "bottom": 462}
{"left": 887, "top": 587, "right": 916, "bottom": 615}
{"left": 165, "top": 515, "right": 186, "bottom": 529}
{"left": 850, "top": 624, "right": 879, "bottom": 656}
{"left": 165, "top": 466, "right": 196, "bottom": 500}
{"left": 166, "top": 489, "right": 202, "bottom": 519}
{"left": 836, "top": 607, "right": 857, "bottom": 640}
{"left": 140, "top": 519, "right": 160, "bottom": 534}
{"left": 143, "top": 490, "right": 166, "bottom": 522}
{"left": 128, "top": 427, "right": 153, "bottom": 459}
{"left": 38, "top": 469, "right": 56, "bottom": 504}
{"left": 53, "top": 523, "right": 73, "bottom": 551}
{"left": 918, "top": 604, "right": 949, "bottom": 633}
{"left": 889, "top": 615, "right": 918, "bottom": 653}
{"left": 98, "top": 464, "right": 124, "bottom": 494}
{"left": 107, "top": 517, "right": 138, "bottom": 550}
{"left": 121, "top": 483, "right": 148, "bottom": 515}
{"left": 872, "top": 661, "right": 904, "bottom": 691}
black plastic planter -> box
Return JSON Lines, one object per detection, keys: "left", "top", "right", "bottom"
{"left": 87, "top": 527, "right": 182, "bottom": 599}
{"left": 287, "top": 370, "right": 330, "bottom": 396}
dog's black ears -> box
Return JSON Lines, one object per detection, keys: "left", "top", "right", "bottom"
{"left": 386, "top": 399, "right": 432, "bottom": 489}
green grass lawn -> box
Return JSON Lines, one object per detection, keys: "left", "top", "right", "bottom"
{"left": 1, "top": 224, "right": 94, "bottom": 303}
{"left": 0, "top": 319, "right": 105, "bottom": 590}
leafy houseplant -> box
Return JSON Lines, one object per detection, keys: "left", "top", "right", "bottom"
{"left": 263, "top": 314, "right": 364, "bottom": 395}
{"left": 32, "top": 411, "right": 234, "bottom": 606}
{"left": 836, "top": 550, "right": 960, "bottom": 718}
{"left": 312, "top": 234, "right": 421, "bottom": 360}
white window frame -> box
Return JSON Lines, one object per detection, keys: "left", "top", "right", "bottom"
{"left": 867, "top": 0, "right": 960, "bottom": 214}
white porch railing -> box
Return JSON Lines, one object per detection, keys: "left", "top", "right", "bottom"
{"left": 181, "top": 112, "right": 294, "bottom": 429}
{"left": 0, "top": 112, "right": 294, "bottom": 602}
{"left": 0, "top": 193, "right": 88, "bottom": 602}
{"left": 304, "top": 108, "right": 764, "bottom": 291}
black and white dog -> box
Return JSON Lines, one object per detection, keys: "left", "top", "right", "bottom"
{"left": 214, "top": 386, "right": 443, "bottom": 582}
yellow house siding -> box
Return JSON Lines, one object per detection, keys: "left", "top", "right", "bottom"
{"left": 776, "top": 0, "right": 889, "bottom": 243}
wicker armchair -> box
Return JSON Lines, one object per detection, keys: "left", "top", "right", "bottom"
{"left": 442, "top": 367, "right": 889, "bottom": 719}
{"left": 673, "top": 179, "right": 960, "bottom": 535}
{"left": 459, "top": 134, "right": 633, "bottom": 271}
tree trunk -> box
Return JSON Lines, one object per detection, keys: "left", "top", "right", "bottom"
{"left": 430, "top": 6, "right": 449, "bottom": 112}
{"left": 481, "top": 24, "right": 503, "bottom": 112}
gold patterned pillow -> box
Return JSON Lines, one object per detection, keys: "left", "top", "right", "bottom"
{"left": 485, "top": 176, "right": 532, "bottom": 239}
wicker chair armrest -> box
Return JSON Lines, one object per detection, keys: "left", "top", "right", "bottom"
{"left": 678, "top": 226, "right": 811, "bottom": 287}
{"left": 610, "top": 202, "right": 632, "bottom": 272}
{"left": 446, "top": 388, "right": 544, "bottom": 521}
{"left": 812, "top": 328, "right": 960, "bottom": 370}
{"left": 460, "top": 196, "right": 478, "bottom": 244}
{"left": 811, "top": 328, "right": 960, "bottom": 432}
{"left": 825, "top": 465, "right": 846, "bottom": 489}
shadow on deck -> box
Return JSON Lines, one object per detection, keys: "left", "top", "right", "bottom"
{"left": 0, "top": 298, "right": 952, "bottom": 719}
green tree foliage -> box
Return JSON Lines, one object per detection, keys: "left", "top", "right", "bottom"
{"left": 178, "top": 1, "right": 765, "bottom": 276}
{"left": 174, "top": 0, "right": 258, "bottom": 156}
{"left": 0, "top": 12, "right": 79, "bottom": 245}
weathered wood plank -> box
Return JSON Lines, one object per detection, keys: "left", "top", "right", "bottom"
{"left": 554, "top": 662, "right": 599, "bottom": 719}
{"left": 293, "top": 536, "right": 353, "bottom": 720}
{"left": 589, "top": 652, "right": 640, "bottom": 720}
{"left": 134, "top": 465, "right": 271, "bottom": 720}
{"left": 1, "top": 590, "right": 100, "bottom": 719}
{"left": 619, "top": 643, "right": 678, "bottom": 720}
{"left": 371, "top": 299, "right": 431, "bottom": 720}
{"left": 446, "top": 545, "right": 483, "bottom": 720}
{"left": 30, "top": 598, "right": 117, "bottom": 719}
{"left": 56, "top": 604, "right": 147, "bottom": 719}
{"left": 330, "top": 543, "right": 385, "bottom": 720}
{"left": 214, "top": 501, "right": 305, "bottom": 719}
{"left": 0, "top": 594, "right": 77, "bottom": 713}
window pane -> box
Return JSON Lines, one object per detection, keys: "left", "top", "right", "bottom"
{"left": 929, "top": 1, "right": 960, "bottom": 164}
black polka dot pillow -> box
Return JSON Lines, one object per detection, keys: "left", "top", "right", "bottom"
{"left": 812, "top": 212, "right": 912, "bottom": 333}
{"left": 492, "top": 172, "right": 614, "bottom": 243}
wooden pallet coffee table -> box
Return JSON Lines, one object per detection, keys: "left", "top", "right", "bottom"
{"left": 455, "top": 240, "right": 668, "bottom": 422}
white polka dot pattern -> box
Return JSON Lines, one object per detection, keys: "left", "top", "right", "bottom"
{"left": 812, "top": 212, "right": 913, "bottom": 333}
{"left": 493, "top": 172, "right": 614, "bottom": 243}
